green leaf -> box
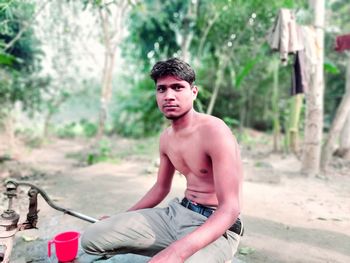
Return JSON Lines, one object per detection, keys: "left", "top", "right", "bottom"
{"left": 223, "top": 117, "right": 240, "bottom": 127}
{"left": 324, "top": 60, "right": 340, "bottom": 74}
{"left": 0, "top": 52, "right": 15, "bottom": 65}
{"left": 235, "top": 58, "right": 260, "bottom": 88}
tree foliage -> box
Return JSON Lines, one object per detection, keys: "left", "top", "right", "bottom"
{"left": 0, "top": 0, "right": 47, "bottom": 114}
{"left": 115, "top": 0, "right": 309, "bottom": 135}
{"left": 323, "top": 0, "right": 350, "bottom": 128}
{"left": 1, "top": 0, "right": 349, "bottom": 143}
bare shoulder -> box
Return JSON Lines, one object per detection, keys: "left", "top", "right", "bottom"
{"left": 159, "top": 127, "right": 171, "bottom": 152}
{"left": 197, "top": 113, "right": 234, "bottom": 138}
{"left": 196, "top": 113, "right": 239, "bottom": 154}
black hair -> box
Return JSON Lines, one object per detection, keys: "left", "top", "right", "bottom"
{"left": 150, "top": 57, "right": 196, "bottom": 85}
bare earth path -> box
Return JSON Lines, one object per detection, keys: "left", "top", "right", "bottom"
{"left": 1, "top": 137, "right": 350, "bottom": 263}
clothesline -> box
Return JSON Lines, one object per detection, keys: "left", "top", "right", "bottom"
{"left": 267, "top": 8, "right": 350, "bottom": 96}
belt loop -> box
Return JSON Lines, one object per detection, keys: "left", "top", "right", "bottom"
{"left": 239, "top": 219, "right": 244, "bottom": 236}
{"left": 199, "top": 207, "right": 204, "bottom": 215}
{"left": 185, "top": 198, "right": 190, "bottom": 208}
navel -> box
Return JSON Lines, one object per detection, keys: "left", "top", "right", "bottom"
{"left": 200, "top": 168, "right": 208, "bottom": 174}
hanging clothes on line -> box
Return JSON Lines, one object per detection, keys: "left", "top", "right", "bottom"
{"left": 299, "top": 25, "right": 319, "bottom": 86}
{"left": 267, "top": 8, "right": 303, "bottom": 65}
{"left": 267, "top": 8, "right": 319, "bottom": 96}
{"left": 291, "top": 50, "right": 307, "bottom": 95}
{"left": 335, "top": 34, "right": 350, "bottom": 52}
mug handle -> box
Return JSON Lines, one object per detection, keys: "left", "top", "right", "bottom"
{"left": 48, "top": 240, "right": 54, "bottom": 257}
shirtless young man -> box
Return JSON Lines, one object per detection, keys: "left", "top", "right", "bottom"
{"left": 81, "top": 58, "right": 243, "bottom": 263}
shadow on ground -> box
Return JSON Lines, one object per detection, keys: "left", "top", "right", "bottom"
{"left": 238, "top": 215, "right": 350, "bottom": 263}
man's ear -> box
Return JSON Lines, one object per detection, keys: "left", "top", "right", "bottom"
{"left": 192, "top": 85, "right": 198, "bottom": 99}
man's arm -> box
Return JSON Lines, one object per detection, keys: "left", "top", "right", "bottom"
{"left": 128, "top": 132, "right": 175, "bottom": 211}
{"left": 150, "top": 120, "right": 243, "bottom": 262}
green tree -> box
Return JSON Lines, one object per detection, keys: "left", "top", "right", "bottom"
{"left": 0, "top": 0, "right": 47, "bottom": 152}
{"left": 320, "top": 0, "right": 350, "bottom": 171}
{"left": 34, "top": 0, "right": 95, "bottom": 137}
{"left": 82, "top": 0, "right": 137, "bottom": 137}
{"left": 117, "top": 0, "right": 304, "bottom": 137}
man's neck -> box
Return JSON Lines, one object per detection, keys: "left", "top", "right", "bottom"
{"left": 171, "top": 109, "right": 197, "bottom": 132}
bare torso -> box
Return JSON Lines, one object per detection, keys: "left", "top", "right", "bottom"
{"left": 162, "top": 114, "right": 222, "bottom": 207}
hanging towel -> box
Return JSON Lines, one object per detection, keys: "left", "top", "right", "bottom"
{"left": 335, "top": 34, "right": 350, "bottom": 52}
{"left": 267, "top": 8, "right": 303, "bottom": 64}
{"left": 299, "top": 25, "right": 319, "bottom": 85}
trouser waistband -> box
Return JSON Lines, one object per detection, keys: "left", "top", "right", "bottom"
{"left": 181, "top": 197, "right": 244, "bottom": 236}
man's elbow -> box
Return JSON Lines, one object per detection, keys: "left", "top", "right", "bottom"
{"left": 219, "top": 202, "right": 240, "bottom": 219}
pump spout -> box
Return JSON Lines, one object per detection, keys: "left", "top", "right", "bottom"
{"left": 4, "top": 180, "right": 98, "bottom": 223}
{"left": 0, "top": 180, "right": 98, "bottom": 262}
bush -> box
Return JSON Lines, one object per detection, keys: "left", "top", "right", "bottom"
{"left": 86, "top": 139, "right": 114, "bottom": 165}
{"left": 15, "top": 127, "right": 43, "bottom": 148}
{"left": 55, "top": 119, "right": 98, "bottom": 138}
{"left": 111, "top": 77, "right": 163, "bottom": 138}
{"left": 80, "top": 119, "right": 98, "bottom": 137}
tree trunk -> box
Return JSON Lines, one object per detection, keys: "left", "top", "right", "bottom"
{"left": 197, "top": 12, "right": 220, "bottom": 58}
{"left": 180, "top": 0, "right": 197, "bottom": 62}
{"left": 43, "top": 96, "right": 67, "bottom": 138}
{"left": 339, "top": 55, "right": 350, "bottom": 154}
{"left": 336, "top": 112, "right": 350, "bottom": 160}
{"left": 181, "top": 33, "right": 192, "bottom": 62}
{"left": 206, "top": 56, "right": 228, "bottom": 115}
{"left": 301, "top": 0, "right": 325, "bottom": 176}
{"left": 4, "top": 0, "right": 51, "bottom": 52}
{"left": 96, "top": 2, "right": 129, "bottom": 137}
{"left": 339, "top": 112, "right": 350, "bottom": 149}
{"left": 272, "top": 59, "right": 280, "bottom": 152}
{"left": 239, "top": 94, "right": 247, "bottom": 131}
{"left": 97, "top": 50, "right": 116, "bottom": 137}
{"left": 206, "top": 49, "right": 232, "bottom": 115}
{"left": 4, "top": 109, "right": 15, "bottom": 155}
{"left": 97, "top": 8, "right": 112, "bottom": 137}
{"left": 43, "top": 112, "right": 53, "bottom": 138}
{"left": 321, "top": 55, "right": 350, "bottom": 170}
{"left": 288, "top": 94, "right": 304, "bottom": 154}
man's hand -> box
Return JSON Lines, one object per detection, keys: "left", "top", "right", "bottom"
{"left": 148, "top": 246, "right": 184, "bottom": 263}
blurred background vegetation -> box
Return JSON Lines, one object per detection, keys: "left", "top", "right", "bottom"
{"left": 0, "top": 0, "right": 349, "bottom": 170}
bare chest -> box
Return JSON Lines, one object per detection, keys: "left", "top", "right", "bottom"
{"left": 165, "top": 138, "right": 212, "bottom": 176}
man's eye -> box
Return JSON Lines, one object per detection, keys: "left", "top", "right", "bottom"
{"left": 157, "top": 87, "right": 165, "bottom": 92}
{"left": 174, "top": 86, "right": 182, "bottom": 91}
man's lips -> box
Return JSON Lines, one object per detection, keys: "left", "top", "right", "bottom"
{"left": 163, "top": 104, "right": 178, "bottom": 108}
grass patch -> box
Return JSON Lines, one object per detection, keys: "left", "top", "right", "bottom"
{"left": 65, "top": 136, "right": 158, "bottom": 166}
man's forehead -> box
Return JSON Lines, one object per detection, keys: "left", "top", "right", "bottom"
{"left": 156, "top": 75, "right": 189, "bottom": 86}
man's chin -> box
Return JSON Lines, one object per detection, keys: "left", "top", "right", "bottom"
{"left": 163, "top": 109, "right": 191, "bottom": 121}
{"left": 165, "top": 115, "right": 179, "bottom": 120}
{"left": 164, "top": 112, "right": 184, "bottom": 120}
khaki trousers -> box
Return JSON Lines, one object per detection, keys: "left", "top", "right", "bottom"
{"left": 81, "top": 198, "right": 240, "bottom": 263}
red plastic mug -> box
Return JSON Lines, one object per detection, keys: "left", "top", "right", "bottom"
{"left": 48, "top": 231, "right": 80, "bottom": 262}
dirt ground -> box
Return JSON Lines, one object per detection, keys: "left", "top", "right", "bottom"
{"left": 1, "top": 135, "right": 350, "bottom": 263}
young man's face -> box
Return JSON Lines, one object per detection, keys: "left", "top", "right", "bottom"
{"left": 155, "top": 75, "right": 198, "bottom": 120}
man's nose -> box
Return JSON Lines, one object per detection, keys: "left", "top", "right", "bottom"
{"left": 164, "top": 89, "right": 175, "bottom": 100}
